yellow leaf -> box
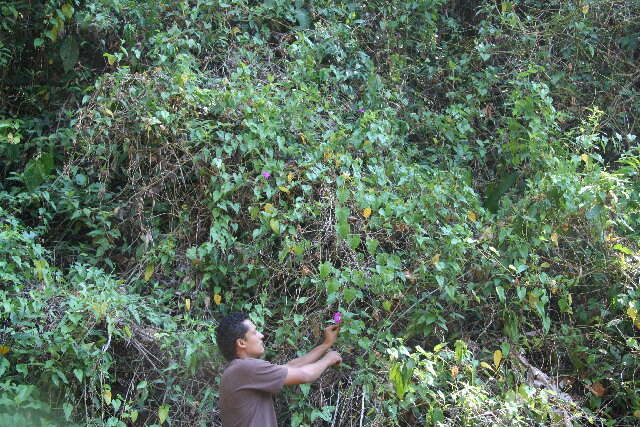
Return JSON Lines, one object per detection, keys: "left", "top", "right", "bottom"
{"left": 341, "top": 172, "right": 351, "bottom": 181}
{"left": 634, "top": 409, "right": 640, "bottom": 418}
{"left": 214, "top": 294, "right": 222, "bottom": 305}
{"left": 287, "top": 172, "right": 294, "bottom": 183}
{"left": 278, "top": 186, "right": 290, "bottom": 194}
{"left": 185, "top": 298, "right": 191, "bottom": 312}
{"left": 0, "top": 345, "right": 10, "bottom": 356}
{"left": 550, "top": 232, "right": 559, "bottom": 246}
{"left": 450, "top": 365, "right": 459, "bottom": 376}
{"left": 61, "top": 4, "right": 74, "bottom": 19}
{"left": 143, "top": 264, "right": 155, "bottom": 282}
{"left": 581, "top": 5, "right": 589, "bottom": 14}
{"left": 493, "top": 349, "right": 503, "bottom": 368}
{"left": 104, "top": 108, "right": 113, "bottom": 117}
{"left": 479, "top": 227, "right": 493, "bottom": 241}
{"left": 363, "top": 208, "right": 372, "bottom": 219}
{"left": 480, "top": 361, "right": 492, "bottom": 370}
{"left": 431, "top": 253, "right": 440, "bottom": 265}
{"left": 467, "top": 211, "right": 477, "bottom": 222}
{"left": 103, "top": 390, "right": 112, "bottom": 404}
{"left": 231, "top": 26, "right": 241, "bottom": 34}
{"left": 299, "top": 134, "right": 307, "bottom": 144}
{"left": 263, "top": 203, "right": 274, "bottom": 213}
{"left": 269, "top": 218, "right": 280, "bottom": 234}
{"left": 580, "top": 153, "right": 589, "bottom": 163}
{"left": 628, "top": 305, "right": 638, "bottom": 323}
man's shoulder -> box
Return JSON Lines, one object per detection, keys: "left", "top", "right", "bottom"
{"left": 223, "top": 358, "right": 279, "bottom": 374}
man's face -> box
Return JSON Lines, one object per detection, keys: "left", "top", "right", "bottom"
{"left": 238, "top": 319, "right": 265, "bottom": 358}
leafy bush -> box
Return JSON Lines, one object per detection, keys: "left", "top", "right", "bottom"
{"left": 2, "top": 0, "right": 640, "bottom": 425}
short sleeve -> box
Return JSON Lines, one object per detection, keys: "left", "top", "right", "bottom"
{"left": 237, "top": 359, "right": 288, "bottom": 394}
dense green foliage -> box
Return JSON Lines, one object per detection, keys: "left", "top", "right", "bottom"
{"left": 2, "top": 0, "right": 640, "bottom": 425}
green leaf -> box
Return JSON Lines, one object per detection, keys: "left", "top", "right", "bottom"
{"left": 389, "top": 363, "right": 406, "bottom": 399}
{"left": 336, "top": 221, "right": 350, "bottom": 238}
{"left": 295, "top": 8, "right": 311, "bottom": 29}
{"left": 343, "top": 287, "right": 359, "bottom": 303}
{"left": 454, "top": 340, "right": 467, "bottom": 362}
{"left": 335, "top": 206, "right": 349, "bottom": 222}
{"left": 326, "top": 278, "right": 339, "bottom": 295}
{"left": 269, "top": 218, "right": 280, "bottom": 234}
{"left": 613, "top": 244, "right": 633, "bottom": 255}
{"left": 75, "top": 173, "right": 87, "bottom": 186}
{"left": 158, "top": 404, "right": 169, "bottom": 424}
{"left": 34, "top": 38, "right": 44, "bottom": 48}
{"left": 319, "top": 262, "right": 332, "bottom": 279}
{"left": 484, "top": 172, "right": 517, "bottom": 213}
{"left": 347, "top": 234, "right": 361, "bottom": 250}
{"left": 336, "top": 188, "right": 349, "bottom": 203}
{"left": 431, "top": 408, "right": 444, "bottom": 424}
{"left": 23, "top": 152, "right": 54, "bottom": 191}
{"left": 500, "top": 342, "right": 511, "bottom": 357}
{"left": 366, "top": 239, "right": 379, "bottom": 255}
{"left": 60, "top": 36, "right": 79, "bottom": 72}
{"left": 63, "top": 402, "right": 73, "bottom": 420}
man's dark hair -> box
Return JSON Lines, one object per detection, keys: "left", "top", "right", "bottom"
{"left": 216, "top": 312, "right": 250, "bottom": 361}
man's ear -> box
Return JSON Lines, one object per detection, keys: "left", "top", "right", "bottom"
{"left": 236, "top": 337, "right": 246, "bottom": 350}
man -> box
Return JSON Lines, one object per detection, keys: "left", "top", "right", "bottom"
{"left": 216, "top": 312, "right": 342, "bottom": 427}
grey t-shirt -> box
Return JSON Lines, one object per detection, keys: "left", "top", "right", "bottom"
{"left": 220, "top": 358, "right": 288, "bottom": 427}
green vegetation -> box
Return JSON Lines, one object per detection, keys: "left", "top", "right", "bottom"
{"left": 1, "top": 0, "right": 640, "bottom": 425}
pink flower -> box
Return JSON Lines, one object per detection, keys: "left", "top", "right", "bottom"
{"left": 261, "top": 172, "right": 271, "bottom": 178}
{"left": 357, "top": 108, "right": 365, "bottom": 113}
{"left": 333, "top": 312, "right": 342, "bottom": 324}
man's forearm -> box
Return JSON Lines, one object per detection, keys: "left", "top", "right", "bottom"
{"left": 286, "top": 342, "right": 331, "bottom": 368}
{"left": 297, "top": 354, "right": 336, "bottom": 383}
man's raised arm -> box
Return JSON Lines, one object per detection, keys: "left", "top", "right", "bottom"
{"left": 286, "top": 325, "right": 340, "bottom": 368}
{"left": 283, "top": 350, "right": 342, "bottom": 385}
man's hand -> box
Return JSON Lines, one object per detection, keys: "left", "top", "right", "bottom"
{"left": 325, "top": 350, "right": 342, "bottom": 366}
{"left": 323, "top": 324, "right": 340, "bottom": 346}
{"left": 285, "top": 324, "right": 341, "bottom": 369}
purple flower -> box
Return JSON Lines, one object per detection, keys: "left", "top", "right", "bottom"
{"left": 357, "top": 108, "right": 365, "bottom": 113}
{"left": 333, "top": 312, "right": 342, "bottom": 324}
{"left": 261, "top": 172, "right": 271, "bottom": 178}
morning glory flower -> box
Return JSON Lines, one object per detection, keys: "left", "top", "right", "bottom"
{"left": 261, "top": 172, "right": 271, "bottom": 178}
{"left": 333, "top": 312, "right": 342, "bottom": 324}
